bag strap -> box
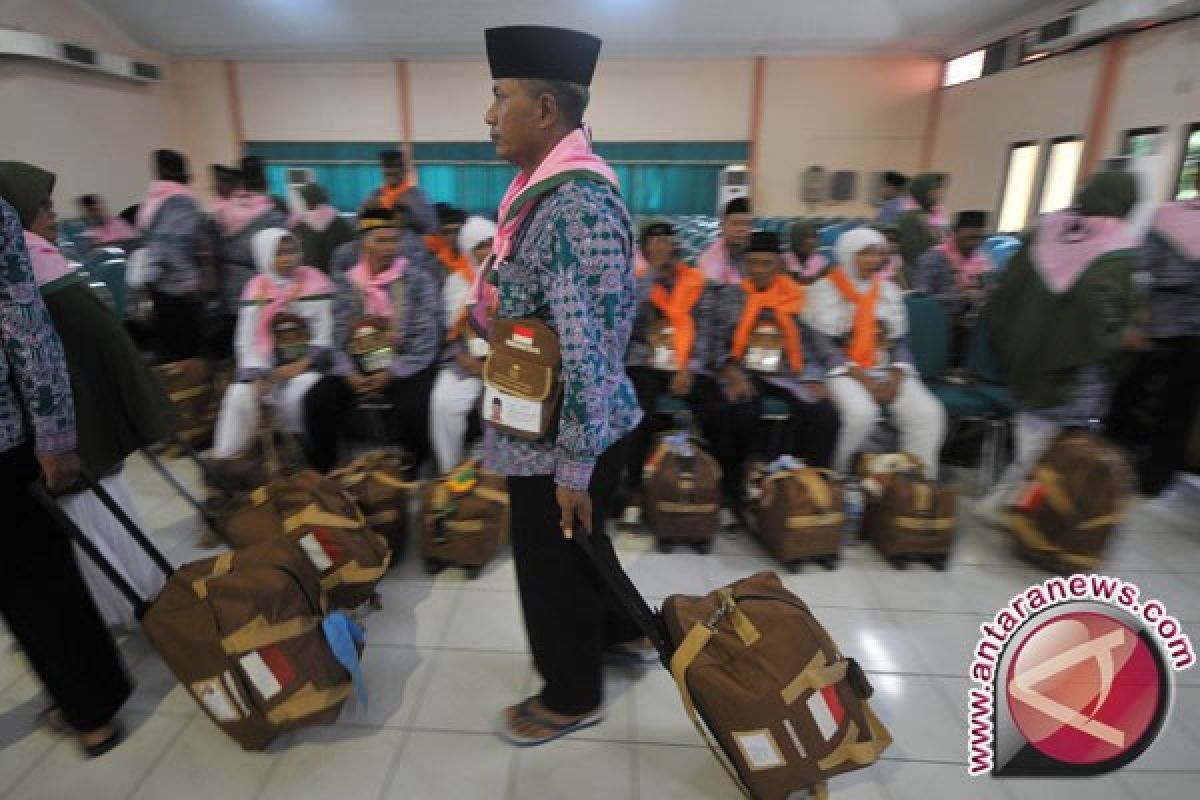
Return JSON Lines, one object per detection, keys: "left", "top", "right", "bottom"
{"left": 815, "top": 705, "right": 893, "bottom": 772}
{"left": 574, "top": 527, "right": 671, "bottom": 663}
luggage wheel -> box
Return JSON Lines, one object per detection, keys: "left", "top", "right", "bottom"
{"left": 691, "top": 540, "right": 713, "bottom": 555}
{"left": 785, "top": 560, "right": 804, "bottom": 575}
{"left": 424, "top": 558, "right": 446, "bottom": 575}
{"left": 465, "top": 566, "right": 483, "bottom": 580}
{"left": 929, "top": 555, "right": 949, "bottom": 572}
{"left": 817, "top": 555, "right": 840, "bottom": 571}
{"left": 655, "top": 539, "right": 674, "bottom": 554}
{"left": 888, "top": 555, "right": 909, "bottom": 570}
{"left": 369, "top": 592, "right": 384, "bottom": 611}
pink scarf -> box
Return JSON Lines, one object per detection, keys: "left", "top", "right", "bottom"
{"left": 136, "top": 180, "right": 194, "bottom": 231}
{"left": 301, "top": 204, "right": 338, "bottom": 234}
{"left": 783, "top": 251, "right": 829, "bottom": 279}
{"left": 698, "top": 239, "right": 742, "bottom": 285}
{"left": 216, "top": 190, "right": 277, "bottom": 236}
{"left": 1151, "top": 201, "right": 1200, "bottom": 261}
{"left": 349, "top": 257, "right": 408, "bottom": 320}
{"left": 900, "top": 196, "right": 950, "bottom": 232}
{"left": 249, "top": 266, "right": 332, "bottom": 356}
{"left": 23, "top": 232, "right": 76, "bottom": 288}
{"left": 1032, "top": 210, "right": 1137, "bottom": 294}
{"left": 879, "top": 254, "right": 902, "bottom": 280}
{"left": 937, "top": 239, "right": 991, "bottom": 289}
{"left": 88, "top": 217, "right": 137, "bottom": 245}
{"left": 467, "top": 128, "right": 620, "bottom": 333}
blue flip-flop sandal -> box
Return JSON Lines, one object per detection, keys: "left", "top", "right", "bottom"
{"left": 497, "top": 698, "right": 605, "bottom": 747}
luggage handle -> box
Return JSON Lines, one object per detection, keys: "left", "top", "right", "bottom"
{"left": 30, "top": 468, "right": 175, "bottom": 618}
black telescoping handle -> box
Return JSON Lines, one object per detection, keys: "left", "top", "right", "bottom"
{"left": 573, "top": 527, "right": 673, "bottom": 666}
{"left": 83, "top": 471, "right": 175, "bottom": 578}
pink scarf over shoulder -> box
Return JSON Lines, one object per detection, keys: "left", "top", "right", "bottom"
{"left": 936, "top": 240, "right": 991, "bottom": 289}
{"left": 783, "top": 250, "right": 829, "bottom": 280}
{"left": 1032, "top": 210, "right": 1137, "bottom": 293}
{"left": 467, "top": 128, "right": 620, "bottom": 334}
{"left": 349, "top": 257, "right": 408, "bottom": 320}
{"left": 88, "top": 217, "right": 138, "bottom": 245}
{"left": 217, "top": 190, "right": 277, "bottom": 236}
{"left": 23, "top": 232, "right": 75, "bottom": 288}
{"left": 1151, "top": 201, "right": 1200, "bottom": 261}
{"left": 301, "top": 205, "right": 339, "bottom": 234}
{"left": 247, "top": 266, "right": 333, "bottom": 356}
{"left": 136, "top": 180, "right": 195, "bottom": 231}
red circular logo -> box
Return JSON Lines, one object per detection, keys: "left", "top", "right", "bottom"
{"left": 1006, "top": 611, "right": 1164, "bottom": 766}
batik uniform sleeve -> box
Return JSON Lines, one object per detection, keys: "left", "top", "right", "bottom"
{"left": 330, "top": 273, "right": 359, "bottom": 377}
{"left": 692, "top": 284, "right": 717, "bottom": 372}
{"left": 713, "top": 283, "right": 743, "bottom": 368}
{"left": 540, "top": 197, "right": 633, "bottom": 490}
{"left": 1144, "top": 232, "right": 1196, "bottom": 291}
{"left": 800, "top": 322, "right": 839, "bottom": 381}
{"left": 145, "top": 196, "right": 203, "bottom": 294}
{"left": 0, "top": 203, "right": 76, "bottom": 455}
{"left": 393, "top": 267, "right": 442, "bottom": 378}
{"left": 915, "top": 250, "right": 964, "bottom": 317}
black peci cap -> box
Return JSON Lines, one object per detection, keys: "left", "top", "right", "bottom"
{"left": 486, "top": 25, "right": 603, "bottom": 86}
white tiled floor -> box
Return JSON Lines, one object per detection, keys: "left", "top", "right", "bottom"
{"left": 1, "top": 454, "right": 1198, "bottom": 799}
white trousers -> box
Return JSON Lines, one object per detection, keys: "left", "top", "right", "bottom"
{"left": 60, "top": 469, "right": 166, "bottom": 631}
{"left": 429, "top": 368, "right": 484, "bottom": 474}
{"left": 828, "top": 373, "right": 947, "bottom": 479}
{"left": 212, "top": 372, "right": 322, "bottom": 459}
{"left": 987, "top": 412, "right": 1064, "bottom": 503}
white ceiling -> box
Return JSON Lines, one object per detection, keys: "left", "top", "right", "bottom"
{"left": 79, "top": 0, "right": 1083, "bottom": 60}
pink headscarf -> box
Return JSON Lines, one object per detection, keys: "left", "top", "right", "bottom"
{"left": 1031, "top": 210, "right": 1137, "bottom": 294}
{"left": 349, "top": 257, "right": 408, "bottom": 320}
{"left": 1150, "top": 201, "right": 1200, "bottom": 261}
{"left": 301, "top": 204, "right": 338, "bottom": 233}
{"left": 936, "top": 239, "right": 991, "bottom": 289}
{"left": 87, "top": 217, "right": 138, "bottom": 245}
{"left": 23, "top": 231, "right": 75, "bottom": 288}
{"left": 698, "top": 238, "right": 742, "bottom": 285}
{"left": 136, "top": 180, "right": 195, "bottom": 231}
{"left": 783, "top": 250, "right": 829, "bottom": 280}
{"left": 244, "top": 228, "right": 332, "bottom": 355}
{"left": 467, "top": 128, "right": 620, "bottom": 334}
{"left": 215, "top": 189, "right": 277, "bottom": 236}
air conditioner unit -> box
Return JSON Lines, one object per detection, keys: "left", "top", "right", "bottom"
{"left": 0, "top": 27, "right": 164, "bottom": 83}
{"left": 717, "top": 165, "right": 750, "bottom": 213}
{"left": 1030, "top": 0, "right": 1200, "bottom": 56}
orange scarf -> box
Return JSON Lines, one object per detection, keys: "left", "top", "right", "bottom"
{"left": 732, "top": 275, "right": 806, "bottom": 373}
{"left": 425, "top": 235, "right": 476, "bottom": 284}
{"left": 378, "top": 180, "right": 413, "bottom": 210}
{"left": 649, "top": 264, "right": 706, "bottom": 371}
{"left": 828, "top": 267, "right": 882, "bottom": 368}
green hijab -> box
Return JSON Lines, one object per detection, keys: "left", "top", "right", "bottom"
{"left": 0, "top": 161, "right": 55, "bottom": 229}
{"left": 1077, "top": 170, "right": 1138, "bottom": 219}
{"left": 788, "top": 219, "right": 817, "bottom": 256}
{"left": 299, "top": 182, "right": 329, "bottom": 209}
{"left": 908, "top": 173, "right": 944, "bottom": 212}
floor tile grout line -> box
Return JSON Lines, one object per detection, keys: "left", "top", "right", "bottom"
{"left": 372, "top": 725, "right": 415, "bottom": 800}
{"left": 122, "top": 714, "right": 193, "bottom": 800}
{"left": 0, "top": 727, "right": 64, "bottom": 800}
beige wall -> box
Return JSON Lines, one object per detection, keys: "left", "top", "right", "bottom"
{"left": 0, "top": 0, "right": 182, "bottom": 211}
{"left": 757, "top": 56, "right": 942, "bottom": 217}
{"left": 932, "top": 15, "right": 1200, "bottom": 217}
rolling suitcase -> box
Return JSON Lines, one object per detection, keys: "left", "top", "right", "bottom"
{"left": 32, "top": 474, "right": 367, "bottom": 752}
{"left": 865, "top": 471, "right": 957, "bottom": 570}
{"left": 643, "top": 433, "right": 722, "bottom": 554}
{"left": 419, "top": 459, "right": 510, "bottom": 578}
{"left": 748, "top": 464, "right": 844, "bottom": 572}
{"left": 332, "top": 450, "right": 417, "bottom": 566}
{"left": 575, "top": 533, "right": 892, "bottom": 800}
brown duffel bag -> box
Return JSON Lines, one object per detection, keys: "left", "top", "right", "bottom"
{"left": 643, "top": 434, "right": 722, "bottom": 551}
{"left": 219, "top": 470, "right": 391, "bottom": 609}
{"left": 662, "top": 571, "right": 892, "bottom": 799}
{"left": 142, "top": 537, "right": 362, "bottom": 751}
{"left": 866, "top": 472, "right": 956, "bottom": 569}
{"left": 419, "top": 459, "right": 509, "bottom": 577}
{"left": 1007, "top": 429, "right": 1133, "bottom": 574}
{"left": 153, "top": 357, "right": 216, "bottom": 447}
{"left": 751, "top": 467, "right": 844, "bottom": 571}
{"left": 332, "top": 450, "right": 417, "bottom": 564}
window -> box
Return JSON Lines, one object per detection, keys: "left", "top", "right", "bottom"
{"left": 1123, "top": 126, "right": 1165, "bottom": 158}
{"left": 943, "top": 50, "right": 985, "bottom": 87}
{"left": 1039, "top": 137, "right": 1085, "bottom": 214}
{"left": 998, "top": 142, "right": 1042, "bottom": 233}
{"left": 1177, "top": 124, "right": 1200, "bottom": 201}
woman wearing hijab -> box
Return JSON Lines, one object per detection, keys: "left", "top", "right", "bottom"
{"left": 783, "top": 219, "right": 830, "bottom": 284}
{"left": 896, "top": 172, "right": 948, "bottom": 286}
{"left": 428, "top": 215, "right": 497, "bottom": 473}
{"left": 807, "top": 227, "right": 947, "bottom": 477}
{"left": 0, "top": 161, "right": 178, "bottom": 632}
{"left": 986, "top": 171, "right": 1140, "bottom": 508}
{"left": 290, "top": 183, "right": 354, "bottom": 273}
{"left": 212, "top": 228, "right": 333, "bottom": 460}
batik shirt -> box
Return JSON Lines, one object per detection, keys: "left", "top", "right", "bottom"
{"left": 484, "top": 180, "right": 643, "bottom": 490}
{"left": 625, "top": 266, "right": 717, "bottom": 374}
{"left": 0, "top": 199, "right": 75, "bottom": 455}
{"left": 330, "top": 264, "right": 442, "bottom": 379}
{"left": 1140, "top": 229, "right": 1200, "bottom": 339}
{"left": 144, "top": 194, "right": 205, "bottom": 298}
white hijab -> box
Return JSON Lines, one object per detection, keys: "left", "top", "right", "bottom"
{"left": 252, "top": 227, "right": 294, "bottom": 287}
{"left": 806, "top": 227, "right": 908, "bottom": 340}
{"left": 457, "top": 216, "right": 498, "bottom": 268}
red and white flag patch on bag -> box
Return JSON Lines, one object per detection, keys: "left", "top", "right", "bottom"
{"left": 807, "top": 685, "right": 846, "bottom": 741}
{"left": 299, "top": 528, "right": 343, "bottom": 573}
{"left": 1015, "top": 482, "right": 1047, "bottom": 513}
{"left": 239, "top": 645, "right": 297, "bottom": 702}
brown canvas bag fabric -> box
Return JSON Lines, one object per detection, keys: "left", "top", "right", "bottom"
{"left": 661, "top": 571, "right": 892, "bottom": 799}
{"left": 1007, "top": 429, "right": 1133, "bottom": 573}
{"left": 483, "top": 318, "right": 563, "bottom": 440}
{"left": 141, "top": 538, "right": 356, "bottom": 751}
{"left": 153, "top": 357, "right": 218, "bottom": 447}
{"left": 419, "top": 460, "right": 510, "bottom": 570}
{"left": 865, "top": 473, "right": 956, "bottom": 560}
{"left": 752, "top": 468, "right": 844, "bottom": 564}
{"left": 219, "top": 470, "right": 390, "bottom": 609}
{"left": 332, "top": 450, "right": 416, "bottom": 564}
{"left": 644, "top": 437, "right": 722, "bottom": 542}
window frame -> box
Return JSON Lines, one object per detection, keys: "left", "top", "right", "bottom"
{"left": 1174, "top": 122, "right": 1200, "bottom": 201}
{"left": 1036, "top": 134, "right": 1086, "bottom": 215}
{"left": 1121, "top": 125, "right": 1166, "bottom": 158}
{"left": 996, "top": 140, "right": 1043, "bottom": 233}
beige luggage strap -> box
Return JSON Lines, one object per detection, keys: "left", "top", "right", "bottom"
{"left": 220, "top": 615, "right": 319, "bottom": 655}
{"left": 893, "top": 516, "right": 954, "bottom": 532}
{"left": 191, "top": 553, "right": 235, "bottom": 599}
{"left": 779, "top": 652, "right": 849, "bottom": 706}
{"left": 283, "top": 502, "right": 367, "bottom": 533}
{"left": 1032, "top": 467, "right": 1074, "bottom": 514}
{"left": 1079, "top": 512, "right": 1123, "bottom": 531}
{"left": 443, "top": 519, "right": 486, "bottom": 533}
{"left": 1008, "top": 515, "right": 1102, "bottom": 570}
{"left": 655, "top": 501, "right": 720, "bottom": 514}
{"left": 816, "top": 705, "right": 893, "bottom": 772}
{"left": 786, "top": 512, "right": 845, "bottom": 529}
{"left": 265, "top": 682, "right": 354, "bottom": 725}
{"left": 169, "top": 385, "right": 209, "bottom": 403}
{"left": 320, "top": 559, "right": 391, "bottom": 591}
{"left": 473, "top": 486, "right": 510, "bottom": 506}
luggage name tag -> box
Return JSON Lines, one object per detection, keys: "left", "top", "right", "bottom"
{"left": 349, "top": 316, "right": 395, "bottom": 375}
{"left": 649, "top": 319, "right": 679, "bottom": 372}
{"left": 483, "top": 318, "right": 563, "bottom": 440}
{"left": 271, "top": 312, "right": 311, "bottom": 366}
{"left": 743, "top": 323, "right": 784, "bottom": 374}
